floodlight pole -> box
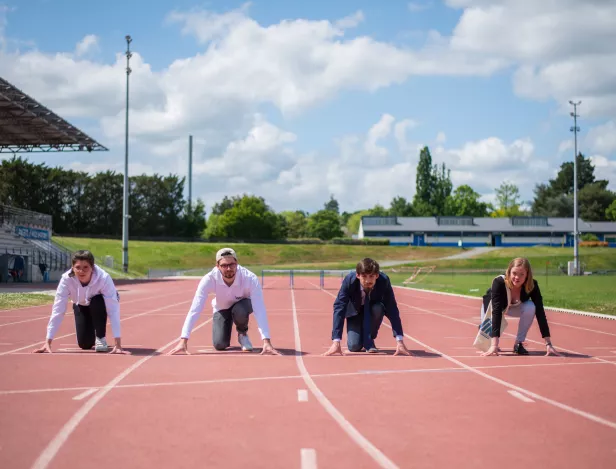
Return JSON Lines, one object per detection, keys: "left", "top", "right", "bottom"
{"left": 122, "top": 35, "right": 132, "bottom": 273}
{"left": 569, "top": 100, "right": 581, "bottom": 275}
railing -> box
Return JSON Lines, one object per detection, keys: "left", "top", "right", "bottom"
{"left": 0, "top": 205, "right": 52, "bottom": 230}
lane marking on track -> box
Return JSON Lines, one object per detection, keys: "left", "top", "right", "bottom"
{"left": 318, "top": 288, "right": 616, "bottom": 431}
{"left": 291, "top": 289, "right": 399, "bottom": 469}
{"left": 508, "top": 390, "right": 535, "bottom": 403}
{"left": 298, "top": 389, "right": 309, "bottom": 402}
{"left": 72, "top": 388, "right": 98, "bottom": 401}
{"left": 0, "top": 360, "right": 609, "bottom": 397}
{"left": 300, "top": 449, "right": 317, "bottom": 469}
{"left": 30, "top": 314, "right": 212, "bottom": 469}
{"left": 0, "top": 292, "right": 192, "bottom": 356}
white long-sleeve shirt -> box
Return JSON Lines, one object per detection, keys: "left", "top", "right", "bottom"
{"left": 46, "top": 265, "right": 121, "bottom": 340}
{"left": 181, "top": 265, "right": 270, "bottom": 340}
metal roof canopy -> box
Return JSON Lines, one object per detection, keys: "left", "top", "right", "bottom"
{"left": 0, "top": 77, "right": 108, "bottom": 153}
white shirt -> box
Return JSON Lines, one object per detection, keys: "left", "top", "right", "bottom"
{"left": 181, "top": 265, "right": 270, "bottom": 340}
{"left": 47, "top": 265, "right": 121, "bottom": 340}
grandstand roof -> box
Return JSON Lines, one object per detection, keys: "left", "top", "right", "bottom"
{"left": 0, "top": 77, "right": 108, "bottom": 153}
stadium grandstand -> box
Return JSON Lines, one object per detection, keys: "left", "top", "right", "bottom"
{"left": 358, "top": 216, "right": 616, "bottom": 247}
{"left": 1, "top": 76, "right": 108, "bottom": 283}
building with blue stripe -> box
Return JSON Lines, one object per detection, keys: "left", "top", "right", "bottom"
{"left": 358, "top": 216, "right": 616, "bottom": 247}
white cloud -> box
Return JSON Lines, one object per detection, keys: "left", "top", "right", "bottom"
{"left": 586, "top": 121, "right": 616, "bottom": 155}
{"left": 364, "top": 113, "right": 395, "bottom": 165}
{"left": 589, "top": 155, "right": 616, "bottom": 191}
{"left": 408, "top": 2, "right": 433, "bottom": 13}
{"left": 75, "top": 34, "right": 99, "bottom": 57}
{"left": 0, "top": 3, "right": 613, "bottom": 214}
{"left": 445, "top": 0, "right": 616, "bottom": 118}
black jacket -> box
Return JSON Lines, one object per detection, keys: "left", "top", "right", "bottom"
{"left": 486, "top": 276, "right": 551, "bottom": 338}
{"left": 331, "top": 272, "right": 404, "bottom": 340}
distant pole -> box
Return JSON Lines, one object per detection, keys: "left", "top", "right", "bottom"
{"left": 122, "top": 35, "right": 132, "bottom": 273}
{"left": 188, "top": 135, "right": 193, "bottom": 211}
{"left": 569, "top": 100, "right": 581, "bottom": 275}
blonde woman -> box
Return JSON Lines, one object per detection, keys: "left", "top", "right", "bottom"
{"left": 481, "top": 257, "right": 560, "bottom": 357}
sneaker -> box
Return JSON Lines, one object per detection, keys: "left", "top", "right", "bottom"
{"left": 367, "top": 347, "right": 379, "bottom": 353}
{"left": 95, "top": 337, "right": 109, "bottom": 353}
{"left": 513, "top": 343, "right": 529, "bottom": 355}
{"left": 238, "top": 333, "right": 253, "bottom": 352}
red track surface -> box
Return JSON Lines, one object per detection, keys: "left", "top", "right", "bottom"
{"left": 1, "top": 276, "right": 615, "bottom": 469}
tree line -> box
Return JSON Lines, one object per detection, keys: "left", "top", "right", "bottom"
{"left": 1, "top": 148, "right": 615, "bottom": 242}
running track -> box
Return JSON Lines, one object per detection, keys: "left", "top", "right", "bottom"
{"left": 0, "top": 276, "right": 615, "bottom": 469}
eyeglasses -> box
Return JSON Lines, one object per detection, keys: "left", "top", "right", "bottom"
{"left": 219, "top": 263, "right": 237, "bottom": 269}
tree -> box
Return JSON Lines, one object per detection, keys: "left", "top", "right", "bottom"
{"left": 495, "top": 181, "right": 521, "bottom": 214}
{"left": 413, "top": 146, "right": 435, "bottom": 214}
{"left": 306, "top": 209, "right": 344, "bottom": 240}
{"left": 578, "top": 182, "right": 616, "bottom": 221}
{"left": 550, "top": 153, "right": 597, "bottom": 195}
{"left": 444, "top": 185, "right": 492, "bottom": 217}
{"left": 324, "top": 195, "right": 340, "bottom": 214}
{"left": 281, "top": 210, "right": 308, "bottom": 238}
{"left": 432, "top": 163, "right": 453, "bottom": 215}
{"left": 606, "top": 200, "right": 616, "bottom": 221}
{"left": 389, "top": 196, "right": 414, "bottom": 216}
{"left": 204, "top": 195, "right": 286, "bottom": 240}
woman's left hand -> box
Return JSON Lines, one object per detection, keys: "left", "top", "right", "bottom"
{"left": 545, "top": 344, "right": 561, "bottom": 356}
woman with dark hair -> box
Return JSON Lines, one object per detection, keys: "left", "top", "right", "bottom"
{"left": 34, "top": 250, "right": 129, "bottom": 354}
{"left": 481, "top": 257, "right": 560, "bottom": 357}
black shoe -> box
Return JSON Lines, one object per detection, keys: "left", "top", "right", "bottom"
{"left": 513, "top": 343, "right": 529, "bottom": 355}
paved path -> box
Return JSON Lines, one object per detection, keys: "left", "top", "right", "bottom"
{"left": 379, "top": 247, "right": 500, "bottom": 267}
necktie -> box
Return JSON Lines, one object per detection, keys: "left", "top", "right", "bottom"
{"left": 363, "top": 290, "right": 373, "bottom": 350}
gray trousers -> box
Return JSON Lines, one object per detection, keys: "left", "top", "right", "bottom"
{"left": 481, "top": 300, "right": 536, "bottom": 343}
{"left": 213, "top": 298, "right": 252, "bottom": 350}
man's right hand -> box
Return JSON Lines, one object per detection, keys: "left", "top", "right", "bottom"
{"left": 167, "top": 338, "right": 190, "bottom": 355}
{"left": 33, "top": 339, "right": 53, "bottom": 353}
{"left": 322, "top": 341, "right": 345, "bottom": 356}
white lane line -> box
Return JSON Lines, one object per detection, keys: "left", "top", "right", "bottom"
{"left": 388, "top": 322, "right": 616, "bottom": 430}
{"left": 508, "top": 390, "right": 535, "bottom": 403}
{"left": 0, "top": 316, "right": 49, "bottom": 327}
{"left": 298, "top": 389, "right": 308, "bottom": 402}
{"left": 0, "top": 360, "right": 610, "bottom": 398}
{"left": 301, "top": 448, "right": 317, "bottom": 469}
{"left": 319, "top": 289, "right": 616, "bottom": 431}
{"left": 72, "top": 388, "right": 98, "bottom": 401}
{"left": 30, "top": 318, "right": 212, "bottom": 469}
{"left": 549, "top": 321, "right": 616, "bottom": 337}
{"left": 290, "top": 289, "right": 399, "bottom": 469}
{"left": 0, "top": 293, "right": 192, "bottom": 356}
{"left": 398, "top": 301, "right": 616, "bottom": 368}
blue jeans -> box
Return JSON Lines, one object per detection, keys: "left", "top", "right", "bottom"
{"left": 346, "top": 302, "right": 385, "bottom": 352}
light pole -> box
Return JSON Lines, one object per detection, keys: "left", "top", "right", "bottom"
{"left": 569, "top": 100, "right": 581, "bottom": 275}
{"left": 122, "top": 35, "right": 132, "bottom": 273}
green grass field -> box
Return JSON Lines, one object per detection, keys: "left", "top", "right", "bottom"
{"left": 0, "top": 293, "right": 55, "bottom": 310}
{"left": 53, "top": 237, "right": 459, "bottom": 276}
{"left": 388, "top": 272, "right": 616, "bottom": 315}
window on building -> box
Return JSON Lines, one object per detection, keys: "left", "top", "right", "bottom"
{"left": 361, "top": 216, "right": 399, "bottom": 226}
{"left": 435, "top": 216, "right": 474, "bottom": 226}
{"left": 510, "top": 216, "right": 549, "bottom": 227}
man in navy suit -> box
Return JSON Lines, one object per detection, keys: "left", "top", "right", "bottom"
{"left": 323, "top": 258, "right": 411, "bottom": 356}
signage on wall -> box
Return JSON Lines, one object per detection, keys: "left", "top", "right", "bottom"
{"left": 15, "top": 226, "right": 50, "bottom": 241}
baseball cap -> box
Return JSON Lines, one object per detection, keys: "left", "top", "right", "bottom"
{"left": 216, "top": 248, "right": 237, "bottom": 263}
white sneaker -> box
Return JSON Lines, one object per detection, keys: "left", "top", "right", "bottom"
{"left": 238, "top": 333, "right": 253, "bottom": 352}
{"left": 95, "top": 337, "right": 109, "bottom": 352}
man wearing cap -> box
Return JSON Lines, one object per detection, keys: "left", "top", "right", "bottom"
{"left": 168, "top": 248, "right": 281, "bottom": 355}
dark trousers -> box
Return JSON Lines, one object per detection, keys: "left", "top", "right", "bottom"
{"left": 346, "top": 302, "right": 385, "bottom": 352}
{"left": 73, "top": 294, "right": 107, "bottom": 350}
{"left": 212, "top": 298, "right": 252, "bottom": 350}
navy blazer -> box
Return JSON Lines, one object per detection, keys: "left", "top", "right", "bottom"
{"left": 331, "top": 271, "right": 404, "bottom": 340}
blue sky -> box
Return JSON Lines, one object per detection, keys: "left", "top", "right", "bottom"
{"left": 2, "top": 0, "right": 615, "bottom": 213}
